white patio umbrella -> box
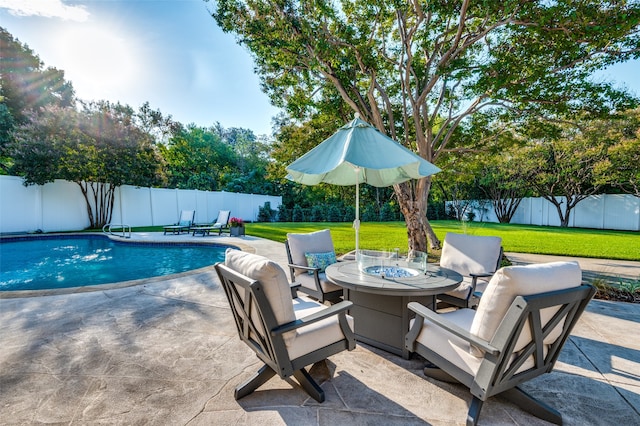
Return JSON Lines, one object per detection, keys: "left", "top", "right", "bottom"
{"left": 286, "top": 114, "right": 440, "bottom": 253}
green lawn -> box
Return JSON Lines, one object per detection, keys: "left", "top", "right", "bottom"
{"left": 244, "top": 221, "right": 640, "bottom": 261}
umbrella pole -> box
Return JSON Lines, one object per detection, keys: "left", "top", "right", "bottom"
{"left": 354, "top": 169, "right": 360, "bottom": 255}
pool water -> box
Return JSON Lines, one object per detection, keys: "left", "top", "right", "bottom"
{"left": 0, "top": 236, "right": 228, "bottom": 291}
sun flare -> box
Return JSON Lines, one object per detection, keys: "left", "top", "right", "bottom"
{"left": 51, "top": 22, "right": 142, "bottom": 101}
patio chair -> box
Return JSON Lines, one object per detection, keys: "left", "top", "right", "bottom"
{"left": 191, "top": 210, "right": 231, "bottom": 236}
{"left": 163, "top": 210, "right": 195, "bottom": 235}
{"left": 406, "top": 261, "right": 596, "bottom": 426}
{"left": 437, "top": 233, "right": 503, "bottom": 308}
{"left": 215, "top": 249, "right": 355, "bottom": 402}
{"left": 285, "top": 229, "right": 344, "bottom": 303}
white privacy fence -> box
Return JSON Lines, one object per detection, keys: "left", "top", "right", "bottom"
{"left": 459, "top": 194, "right": 640, "bottom": 231}
{"left": 0, "top": 175, "right": 282, "bottom": 233}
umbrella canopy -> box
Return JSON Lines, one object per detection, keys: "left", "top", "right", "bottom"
{"left": 286, "top": 115, "right": 441, "bottom": 252}
{"left": 286, "top": 116, "right": 440, "bottom": 187}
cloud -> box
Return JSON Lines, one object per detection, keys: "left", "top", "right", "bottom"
{"left": 0, "top": 0, "right": 89, "bottom": 22}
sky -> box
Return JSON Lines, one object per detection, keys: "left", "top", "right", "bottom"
{"left": 1, "top": 0, "right": 639, "bottom": 138}
{"left": 0, "top": 0, "right": 281, "bottom": 135}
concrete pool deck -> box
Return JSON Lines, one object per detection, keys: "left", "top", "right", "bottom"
{"left": 1, "top": 233, "right": 639, "bottom": 424}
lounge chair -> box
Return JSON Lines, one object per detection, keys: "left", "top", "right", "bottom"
{"left": 163, "top": 210, "right": 195, "bottom": 235}
{"left": 191, "top": 210, "right": 231, "bottom": 236}
{"left": 215, "top": 249, "right": 355, "bottom": 402}
{"left": 437, "top": 232, "right": 503, "bottom": 308}
{"left": 406, "top": 261, "right": 596, "bottom": 426}
{"left": 285, "top": 229, "right": 344, "bottom": 303}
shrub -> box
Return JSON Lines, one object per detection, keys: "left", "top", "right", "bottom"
{"left": 278, "top": 204, "right": 291, "bottom": 222}
{"left": 327, "top": 205, "right": 343, "bottom": 222}
{"left": 310, "top": 204, "right": 325, "bottom": 222}
{"left": 292, "top": 205, "right": 304, "bottom": 222}
{"left": 380, "top": 203, "right": 397, "bottom": 221}
{"left": 257, "top": 201, "right": 275, "bottom": 222}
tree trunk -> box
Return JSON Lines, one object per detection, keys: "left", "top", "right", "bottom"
{"left": 75, "top": 181, "right": 116, "bottom": 229}
{"left": 395, "top": 177, "right": 441, "bottom": 252}
{"left": 493, "top": 197, "right": 523, "bottom": 223}
{"left": 77, "top": 181, "right": 96, "bottom": 228}
{"left": 545, "top": 195, "right": 570, "bottom": 227}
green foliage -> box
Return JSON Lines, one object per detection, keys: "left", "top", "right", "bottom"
{"left": 292, "top": 205, "right": 304, "bottom": 222}
{"left": 0, "top": 28, "right": 76, "bottom": 174}
{"left": 327, "top": 204, "right": 343, "bottom": 222}
{"left": 477, "top": 152, "right": 531, "bottom": 223}
{"left": 310, "top": 204, "right": 325, "bottom": 222}
{"left": 9, "top": 102, "right": 165, "bottom": 228}
{"left": 160, "top": 125, "right": 235, "bottom": 190}
{"left": 594, "top": 109, "right": 640, "bottom": 197}
{"left": 277, "top": 203, "right": 292, "bottom": 222}
{"left": 520, "top": 118, "right": 613, "bottom": 226}
{"left": 0, "top": 28, "right": 75, "bottom": 125}
{"left": 257, "top": 202, "right": 276, "bottom": 222}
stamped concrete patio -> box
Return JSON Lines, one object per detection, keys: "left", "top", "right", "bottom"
{"left": 1, "top": 234, "right": 639, "bottom": 425}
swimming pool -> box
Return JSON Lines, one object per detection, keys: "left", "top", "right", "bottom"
{"left": 0, "top": 235, "right": 230, "bottom": 292}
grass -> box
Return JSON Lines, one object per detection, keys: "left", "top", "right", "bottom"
{"left": 244, "top": 220, "right": 640, "bottom": 261}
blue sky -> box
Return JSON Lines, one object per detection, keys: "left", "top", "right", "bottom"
{"left": 0, "top": 0, "right": 281, "bottom": 135}
{"left": 1, "top": 0, "right": 639, "bottom": 137}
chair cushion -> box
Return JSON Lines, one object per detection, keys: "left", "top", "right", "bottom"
{"left": 179, "top": 210, "right": 194, "bottom": 222}
{"left": 411, "top": 309, "right": 481, "bottom": 376}
{"left": 304, "top": 251, "right": 337, "bottom": 274}
{"left": 440, "top": 233, "right": 502, "bottom": 276}
{"left": 470, "top": 261, "right": 582, "bottom": 355}
{"left": 285, "top": 295, "right": 354, "bottom": 360}
{"left": 444, "top": 276, "right": 490, "bottom": 300}
{"left": 224, "top": 249, "right": 295, "bottom": 326}
{"left": 287, "top": 229, "right": 335, "bottom": 276}
{"left": 296, "top": 272, "right": 343, "bottom": 293}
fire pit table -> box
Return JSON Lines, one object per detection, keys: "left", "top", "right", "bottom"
{"left": 325, "top": 259, "right": 462, "bottom": 358}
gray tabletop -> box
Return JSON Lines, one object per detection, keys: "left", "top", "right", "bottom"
{"left": 325, "top": 261, "right": 462, "bottom": 297}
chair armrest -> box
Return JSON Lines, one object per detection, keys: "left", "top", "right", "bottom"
{"left": 407, "top": 302, "right": 499, "bottom": 356}
{"left": 469, "top": 272, "right": 494, "bottom": 278}
{"left": 287, "top": 263, "right": 321, "bottom": 273}
{"left": 271, "top": 300, "right": 353, "bottom": 336}
{"left": 289, "top": 283, "right": 301, "bottom": 299}
{"left": 468, "top": 272, "right": 494, "bottom": 296}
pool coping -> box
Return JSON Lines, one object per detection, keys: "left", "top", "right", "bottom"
{"left": 0, "top": 232, "right": 256, "bottom": 299}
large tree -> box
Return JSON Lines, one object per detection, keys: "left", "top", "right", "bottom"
{"left": 0, "top": 27, "right": 75, "bottom": 173}
{"left": 594, "top": 109, "right": 640, "bottom": 197}
{"left": 210, "top": 0, "right": 640, "bottom": 250}
{"left": 521, "top": 131, "right": 608, "bottom": 227}
{"left": 10, "top": 102, "right": 165, "bottom": 228}
{"left": 160, "top": 124, "right": 239, "bottom": 191}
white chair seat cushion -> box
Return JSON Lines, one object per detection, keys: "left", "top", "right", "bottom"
{"left": 285, "top": 296, "right": 354, "bottom": 360}
{"left": 444, "top": 276, "right": 490, "bottom": 300}
{"left": 224, "top": 249, "right": 295, "bottom": 326}
{"left": 411, "top": 309, "right": 481, "bottom": 376}
{"left": 296, "top": 272, "right": 343, "bottom": 293}
{"left": 470, "top": 261, "right": 582, "bottom": 356}
{"left": 411, "top": 308, "right": 541, "bottom": 375}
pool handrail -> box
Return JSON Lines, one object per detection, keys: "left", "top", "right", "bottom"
{"left": 102, "top": 223, "right": 132, "bottom": 239}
